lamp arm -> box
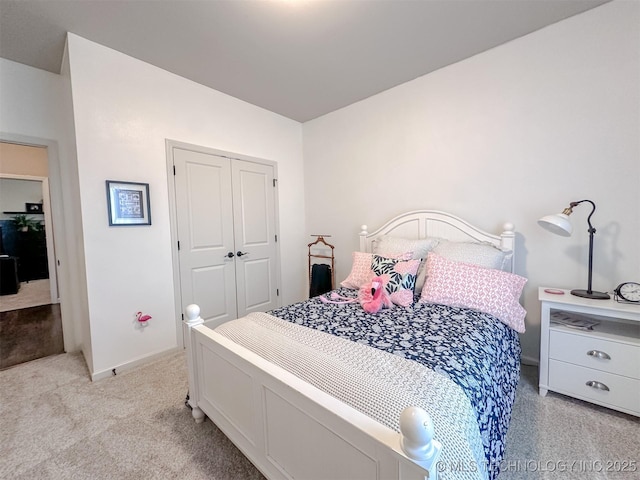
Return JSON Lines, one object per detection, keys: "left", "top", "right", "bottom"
{"left": 571, "top": 199, "right": 596, "bottom": 233}
{"left": 570, "top": 199, "right": 598, "bottom": 294}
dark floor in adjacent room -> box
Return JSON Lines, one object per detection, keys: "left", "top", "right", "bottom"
{"left": 0, "top": 303, "right": 63, "bottom": 370}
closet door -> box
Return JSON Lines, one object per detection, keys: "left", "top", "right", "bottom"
{"left": 232, "top": 160, "right": 279, "bottom": 317}
{"left": 174, "top": 148, "right": 237, "bottom": 325}
{"left": 173, "top": 146, "right": 279, "bottom": 327}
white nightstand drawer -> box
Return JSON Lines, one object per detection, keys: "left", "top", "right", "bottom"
{"left": 549, "top": 329, "right": 640, "bottom": 379}
{"left": 548, "top": 360, "right": 640, "bottom": 414}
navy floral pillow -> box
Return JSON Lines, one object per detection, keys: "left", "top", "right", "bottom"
{"left": 371, "top": 255, "right": 420, "bottom": 306}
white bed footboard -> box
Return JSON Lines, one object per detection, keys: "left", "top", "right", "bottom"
{"left": 184, "top": 304, "right": 442, "bottom": 480}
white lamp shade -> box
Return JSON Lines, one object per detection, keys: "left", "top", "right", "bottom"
{"left": 538, "top": 213, "right": 572, "bottom": 236}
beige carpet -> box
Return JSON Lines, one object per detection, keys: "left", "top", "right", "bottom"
{"left": 0, "top": 351, "right": 264, "bottom": 480}
{"left": 501, "top": 365, "right": 639, "bottom": 480}
{"left": 0, "top": 352, "right": 637, "bottom": 479}
{"left": 0, "top": 279, "right": 51, "bottom": 312}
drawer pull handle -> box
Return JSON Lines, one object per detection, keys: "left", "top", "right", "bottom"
{"left": 585, "top": 380, "right": 610, "bottom": 391}
{"left": 586, "top": 350, "right": 611, "bottom": 360}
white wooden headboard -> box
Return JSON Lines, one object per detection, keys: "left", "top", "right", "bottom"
{"left": 359, "top": 210, "right": 516, "bottom": 273}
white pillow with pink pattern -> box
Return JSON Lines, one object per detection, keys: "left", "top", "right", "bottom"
{"left": 419, "top": 253, "right": 527, "bottom": 333}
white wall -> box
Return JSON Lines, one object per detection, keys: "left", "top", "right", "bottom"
{"left": 0, "top": 178, "right": 45, "bottom": 220}
{"left": 0, "top": 57, "right": 88, "bottom": 358}
{"left": 302, "top": 1, "right": 640, "bottom": 364}
{"left": 66, "top": 34, "right": 305, "bottom": 377}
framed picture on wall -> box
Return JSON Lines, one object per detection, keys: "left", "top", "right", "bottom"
{"left": 25, "top": 203, "right": 43, "bottom": 213}
{"left": 106, "top": 180, "right": 151, "bottom": 226}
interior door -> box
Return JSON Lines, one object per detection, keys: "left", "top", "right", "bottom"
{"left": 173, "top": 146, "right": 279, "bottom": 327}
{"left": 232, "top": 160, "right": 279, "bottom": 317}
{"left": 174, "top": 148, "right": 237, "bottom": 326}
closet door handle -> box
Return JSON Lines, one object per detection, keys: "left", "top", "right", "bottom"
{"left": 236, "top": 251, "right": 249, "bottom": 257}
{"left": 587, "top": 350, "right": 611, "bottom": 360}
{"left": 585, "top": 380, "right": 610, "bottom": 391}
{"left": 225, "top": 252, "right": 235, "bottom": 258}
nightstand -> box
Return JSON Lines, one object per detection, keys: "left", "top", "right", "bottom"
{"left": 539, "top": 287, "right": 640, "bottom": 416}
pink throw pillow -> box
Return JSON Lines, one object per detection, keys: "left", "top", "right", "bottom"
{"left": 341, "top": 251, "right": 413, "bottom": 290}
{"left": 419, "top": 253, "right": 527, "bottom": 333}
{"left": 341, "top": 252, "right": 375, "bottom": 289}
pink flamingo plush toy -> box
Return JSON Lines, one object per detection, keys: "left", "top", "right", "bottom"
{"left": 358, "top": 276, "right": 393, "bottom": 313}
{"left": 319, "top": 276, "right": 392, "bottom": 314}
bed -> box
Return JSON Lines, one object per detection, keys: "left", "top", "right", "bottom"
{"left": 183, "top": 210, "right": 525, "bottom": 480}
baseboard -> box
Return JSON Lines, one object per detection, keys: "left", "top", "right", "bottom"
{"left": 91, "top": 346, "right": 182, "bottom": 381}
{"left": 521, "top": 354, "right": 539, "bottom": 367}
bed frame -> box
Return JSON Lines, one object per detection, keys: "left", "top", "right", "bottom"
{"left": 359, "top": 210, "right": 515, "bottom": 273}
{"left": 183, "top": 210, "right": 516, "bottom": 480}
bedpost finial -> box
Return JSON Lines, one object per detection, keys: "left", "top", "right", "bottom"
{"left": 185, "top": 304, "right": 202, "bottom": 325}
{"left": 502, "top": 222, "right": 515, "bottom": 233}
{"left": 360, "top": 224, "right": 368, "bottom": 236}
{"left": 399, "top": 406, "right": 436, "bottom": 461}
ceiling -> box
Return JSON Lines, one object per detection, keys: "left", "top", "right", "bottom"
{"left": 0, "top": 0, "right": 610, "bottom": 122}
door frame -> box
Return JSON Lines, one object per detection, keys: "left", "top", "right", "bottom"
{"left": 0, "top": 132, "right": 70, "bottom": 349}
{"left": 165, "top": 139, "right": 282, "bottom": 348}
{"left": 0, "top": 172, "right": 57, "bottom": 303}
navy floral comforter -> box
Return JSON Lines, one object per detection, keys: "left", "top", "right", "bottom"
{"left": 269, "top": 288, "right": 521, "bottom": 479}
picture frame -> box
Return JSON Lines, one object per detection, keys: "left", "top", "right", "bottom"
{"left": 106, "top": 180, "right": 151, "bottom": 226}
{"left": 25, "top": 202, "right": 43, "bottom": 213}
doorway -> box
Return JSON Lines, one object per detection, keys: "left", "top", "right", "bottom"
{"left": 0, "top": 141, "right": 62, "bottom": 369}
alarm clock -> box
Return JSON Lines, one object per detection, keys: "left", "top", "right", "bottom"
{"left": 613, "top": 282, "right": 640, "bottom": 303}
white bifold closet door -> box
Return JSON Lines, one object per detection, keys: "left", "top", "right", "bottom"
{"left": 173, "top": 147, "right": 278, "bottom": 327}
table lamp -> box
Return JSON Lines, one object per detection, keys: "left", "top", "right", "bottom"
{"left": 538, "top": 199, "right": 610, "bottom": 299}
